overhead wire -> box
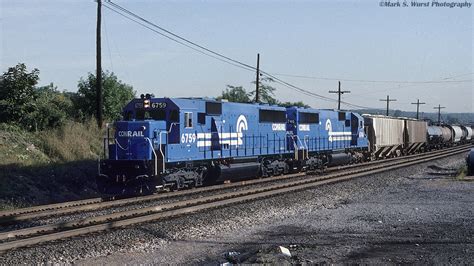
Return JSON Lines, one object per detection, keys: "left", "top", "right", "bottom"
{"left": 102, "top": 1, "right": 360, "bottom": 107}
{"left": 269, "top": 72, "right": 473, "bottom": 84}
{"left": 102, "top": 1, "right": 457, "bottom": 112}
{"left": 102, "top": 3, "right": 256, "bottom": 74}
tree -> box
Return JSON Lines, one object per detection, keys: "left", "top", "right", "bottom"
{"left": 0, "top": 63, "right": 39, "bottom": 126}
{"left": 219, "top": 79, "right": 310, "bottom": 108}
{"left": 251, "top": 77, "right": 278, "bottom": 105}
{"left": 217, "top": 85, "right": 251, "bottom": 103}
{"left": 279, "top": 101, "right": 311, "bottom": 108}
{"left": 24, "top": 83, "right": 74, "bottom": 131}
{"left": 75, "top": 71, "right": 135, "bottom": 121}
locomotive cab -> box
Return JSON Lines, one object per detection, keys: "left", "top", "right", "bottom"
{"left": 97, "top": 96, "right": 175, "bottom": 195}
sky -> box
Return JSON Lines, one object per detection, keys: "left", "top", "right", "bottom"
{"left": 0, "top": 0, "right": 472, "bottom": 113}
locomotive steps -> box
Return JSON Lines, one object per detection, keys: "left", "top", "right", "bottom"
{"left": 0, "top": 144, "right": 471, "bottom": 253}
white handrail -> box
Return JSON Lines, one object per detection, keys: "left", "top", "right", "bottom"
{"left": 145, "top": 137, "right": 158, "bottom": 176}
{"left": 159, "top": 131, "right": 166, "bottom": 173}
{"left": 158, "top": 122, "right": 179, "bottom": 173}
{"left": 114, "top": 138, "right": 129, "bottom": 150}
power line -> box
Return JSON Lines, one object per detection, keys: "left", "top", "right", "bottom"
{"left": 102, "top": 1, "right": 382, "bottom": 110}
{"left": 102, "top": 2, "right": 338, "bottom": 104}
{"left": 270, "top": 72, "right": 473, "bottom": 84}
{"left": 105, "top": 1, "right": 257, "bottom": 70}
{"left": 102, "top": 4, "right": 256, "bottom": 74}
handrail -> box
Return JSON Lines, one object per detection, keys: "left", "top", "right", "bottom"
{"left": 158, "top": 122, "right": 179, "bottom": 173}
{"left": 114, "top": 138, "right": 129, "bottom": 150}
{"left": 145, "top": 137, "right": 158, "bottom": 176}
{"left": 303, "top": 135, "right": 309, "bottom": 159}
{"left": 158, "top": 131, "right": 166, "bottom": 173}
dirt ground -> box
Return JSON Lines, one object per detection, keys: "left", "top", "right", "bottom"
{"left": 69, "top": 154, "right": 473, "bottom": 265}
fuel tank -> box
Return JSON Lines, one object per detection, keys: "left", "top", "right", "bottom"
{"left": 213, "top": 162, "right": 261, "bottom": 182}
{"left": 327, "top": 153, "right": 352, "bottom": 167}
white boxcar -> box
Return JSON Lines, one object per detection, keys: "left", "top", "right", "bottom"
{"left": 363, "top": 115, "right": 404, "bottom": 158}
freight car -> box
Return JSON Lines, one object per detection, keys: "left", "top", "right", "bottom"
{"left": 449, "top": 125, "right": 463, "bottom": 144}
{"left": 460, "top": 125, "right": 473, "bottom": 143}
{"left": 427, "top": 126, "right": 444, "bottom": 150}
{"left": 363, "top": 115, "right": 405, "bottom": 159}
{"left": 97, "top": 96, "right": 369, "bottom": 195}
{"left": 404, "top": 118, "right": 427, "bottom": 153}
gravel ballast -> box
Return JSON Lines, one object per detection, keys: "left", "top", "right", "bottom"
{"left": 1, "top": 153, "right": 472, "bottom": 264}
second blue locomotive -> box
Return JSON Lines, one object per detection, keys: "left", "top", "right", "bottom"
{"left": 97, "top": 96, "right": 368, "bottom": 194}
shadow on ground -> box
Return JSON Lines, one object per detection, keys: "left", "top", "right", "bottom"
{"left": 0, "top": 160, "right": 99, "bottom": 209}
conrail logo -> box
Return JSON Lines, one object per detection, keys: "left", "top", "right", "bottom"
{"left": 118, "top": 131, "right": 144, "bottom": 137}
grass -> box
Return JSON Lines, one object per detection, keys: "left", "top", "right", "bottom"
{"left": 38, "top": 119, "right": 103, "bottom": 162}
{"left": 0, "top": 120, "right": 105, "bottom": 210}
{"left": 455, "top": 165, "right": 473, "bottom": 181}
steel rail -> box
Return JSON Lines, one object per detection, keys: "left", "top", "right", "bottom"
{"left": 0, "top": 144, "right": 470, "bottom": 224}
{"left": 0, "top": 143, "right": 470, "bottom": 224}
{"left": 0, "top": 145, "right": 469, "bottom": 252}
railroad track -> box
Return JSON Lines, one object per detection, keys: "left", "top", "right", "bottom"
{"left": 0, "top": 144, "right": 470, "bottom": 252}
{"left": 0, "top": 144, "right": 467, "bottom": 225}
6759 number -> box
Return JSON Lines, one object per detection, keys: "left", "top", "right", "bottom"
{"left": 181, "top": 133, "right": 196, "bottom": 144}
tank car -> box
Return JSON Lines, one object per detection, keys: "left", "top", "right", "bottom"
{"left": 460, "top": 125, "right": 472, "bottom": 143}
{"left": 440, "top": 126, "right": 453, "bottom": 146}
{"left": 448, "top": 125, "right": 463, "bottom": 144}
{"left": 427, "top": 126, "right": 444, "bottom": 149}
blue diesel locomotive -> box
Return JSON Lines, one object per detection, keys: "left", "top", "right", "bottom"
{"left": 97, "top": 96, "right": 368, "bottom": 195}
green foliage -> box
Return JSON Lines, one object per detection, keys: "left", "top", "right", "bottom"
{"left": 75, "top": 71, "right": 135, "bottom": 121}
{"left": 26, "top": 83, "right": 74, "bottom": 131}
{"left": 0, "top": 63, "right": 40, "bottom": 128}
{"left": 220, "top": 78, "right": 310, "bottom": 108}
{"left": 279, "top": 101, "right": 311, "bottom": 108}
{"left": 0, "top": 64, "right": 76, "bottom": 131}
{"left": 251, "top": 77, "right": 279, "bottom": 105}
{"left": 217, "top": 85, "right": 251, "bottom": 103}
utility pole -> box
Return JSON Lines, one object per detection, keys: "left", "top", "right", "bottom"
{"left": 433, "top": 104, "right": 446, "bottom": 125}
{"left": 255, "top": 53, "right": 260, "bottom": 103}
{"left": 380, "top": 95, "right": 397, "bottom": 116}
{"left": 328, "top": 81, "right": 350, "bottom": 110}
{"left": 96, "top": 0, "right": 103, "bottom": 128}
{"left": 411, "top": 99, "right": 426, "bottom": 119}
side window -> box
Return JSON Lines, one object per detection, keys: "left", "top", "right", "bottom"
{"left": 185, "top": 112, "right": 193, "bottom": 128}
{"left": 124, "top": 111, "right": 133, "bottom": 121}
{"left": 338, "top": 112, "right": 345, "bottom": 121}
{"left": 198, "top": 112, "right": 206, "bottom": 124}
{"left": 170, "top": 110, "right": 179, "bottom": 122}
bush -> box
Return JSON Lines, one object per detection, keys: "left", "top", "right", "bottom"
{"left": 38, "top": 119, "right": 103, "bottom": 162}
